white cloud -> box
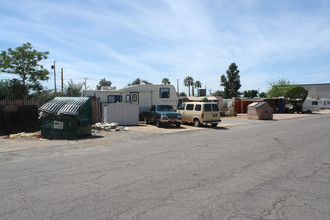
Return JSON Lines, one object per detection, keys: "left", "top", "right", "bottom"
{"left": 1, "top": 0, "right": 330, "bottom": 94}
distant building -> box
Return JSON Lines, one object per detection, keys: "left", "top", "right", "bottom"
{"left": 299, "top": 83, "right": 330, "bottom": 99}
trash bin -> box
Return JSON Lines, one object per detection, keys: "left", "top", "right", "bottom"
{"left": 39, "top": 97, "right": 92, "bottom": 139}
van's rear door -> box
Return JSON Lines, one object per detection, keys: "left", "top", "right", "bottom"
{"left": 203, "top": 103, "right": 220, "bottom": 122}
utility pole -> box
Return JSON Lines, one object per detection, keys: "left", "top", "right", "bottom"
{"left": 61, "top": 68, "right": 64, "bottom": 94}
{"left": 177, "top": 79, "right": 179, "bottom": 94}
{"left": 52, "top": 61, "right": 57, "bottom": 93}
{"left": 84, "top": 78, "right": 88, "bottom": 91}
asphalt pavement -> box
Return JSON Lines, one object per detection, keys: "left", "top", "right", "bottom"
{"left": 1, "top": 113, "right": 330, "bottom": 219}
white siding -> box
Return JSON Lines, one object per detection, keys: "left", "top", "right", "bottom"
{"left": 103, "top": 103, "right": 139, "bottom": 125}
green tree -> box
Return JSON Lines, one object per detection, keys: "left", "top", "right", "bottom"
{"left": 243, "top": 90, "right": 259, "bottom": 98}
{"left": 220, "top": 63, "right": 241, "bottom": 98}
{"left": 178, "top": 92, "right": 187, "bottom": 96}
{"left": 286, "top": 86, "right": 308, "bottom": 112}
{"left": 161, "top": 78, "right": 170, "bottom": 85}
{"left": 267, "top": 78, "right": 294, "bottom": 98}
{"left": 128, "top": 78, "right": 151, "bottom": 86}
{"left": 96, "top": 78, "right": 112, "bottom": 90}
{"left": 212, "top": 90, "right": 225, "bottom": 97}
{"left": 31, "top": 89, "right": 56, "bottom": 100}
{"left": 0, "top": 42, "right": 50, "bottom": 98}
{"left": 0, "top": 79, "right": 26, "bottom": 99}
{"left": 64, "top": 79, "right": 83, "bottom": 97}
{"left": 194, "top": 80, "right": 202, "bottom": 95}
{"left": 201, "top": 97, "right": 209, "bottom": 102}
{"left": 259, "top": 92, "right": 267, "bottom": 98}
{"left": 183, "top": 76, "right": 194, "bottom": 96}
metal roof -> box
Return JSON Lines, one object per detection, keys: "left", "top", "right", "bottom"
{"left": 39, "top": 97, "right": 89, "bottom": 115}
{"left": 185, "top": 96, "right": 219, "bottom": 101}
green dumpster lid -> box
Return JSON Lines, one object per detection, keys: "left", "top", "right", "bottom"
{"left": 39, "top": 97, "right": 89, "bottom": 115}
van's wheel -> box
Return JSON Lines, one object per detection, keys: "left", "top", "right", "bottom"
{"left": 194, "top": 119, "right": 200, "bottom": 127}
{"left": 211, "top": 123, "right": 218, "bottom": 127}
{"left": 156, "top": 119, "right": 161, "bottom": 127}
{"left": 176, "top": 123, "right": 181, "bottom": 128}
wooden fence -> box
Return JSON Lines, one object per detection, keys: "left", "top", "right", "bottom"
{"left": 0, "top": 99, "right": 49, "bottom": 107}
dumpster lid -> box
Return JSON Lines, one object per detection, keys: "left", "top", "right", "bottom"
{"left": 249, "top": 102, "right": 267, "bottom": 108}
{"left": 39, "top": 97, "right": 89, "bottom": 115}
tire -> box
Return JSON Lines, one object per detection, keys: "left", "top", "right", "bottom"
{"left": 156, "top": 119, "right": 161, "bottom": 127}
{"left": 194, "top": 119, "right": 200, "bottom": 127}
{"left": 176, "top": 123, "right": 181, "bottom": 128}
{"left": 211, "top": 123, "right": 218, "bottom": 127}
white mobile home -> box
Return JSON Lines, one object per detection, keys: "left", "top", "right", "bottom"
{"left": 83, "top": 84, "right": 178, "bottom": 113}
{"left": 302, "top": 98, "right": 319, "bottom": 113}
{"left": 318, "top": 98, "right": 330, "bottom": 109}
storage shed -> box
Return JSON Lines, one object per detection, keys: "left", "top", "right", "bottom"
{"left": 39, "top": 97, "right": 92, "bottom": 139}
{"left": 247, "top": 102, "right": 273, "bottom": 120}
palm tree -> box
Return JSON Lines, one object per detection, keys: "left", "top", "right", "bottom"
{"left": 183, "top": 76, "right": 194, "bottom": 96}
{"left": 161, "top": 78, "right": 170, "bottom": 85}
{"left": 194, "top": 80, "right": 202, "bottom": 95}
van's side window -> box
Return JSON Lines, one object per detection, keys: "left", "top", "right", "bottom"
{"left": 195, "top": 104, "right": 201, "bottom": 111}
{"left": 204, "top": 104, "right": 212, "bottom": 112}
{"left": 108, "top": 95, "right": 122, "bottom": 103}
{"left": 160, "top": 88, "right": 170, "bottom": 98}
{"left": 177, "top": 104, "right": 185, "bottom": 110}
{"left": 212, "top": 104, "right": 219, "bottom": 111}
{"left": 186, "top": 104, "right": 194, "bottom": 110}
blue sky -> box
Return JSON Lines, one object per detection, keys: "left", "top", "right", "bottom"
{"left": 1, "top": 0, "right": 330, "bottom": 95}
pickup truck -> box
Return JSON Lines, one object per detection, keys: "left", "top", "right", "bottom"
{"left": 143, "top": 105, "right": 182, "bottom": 127}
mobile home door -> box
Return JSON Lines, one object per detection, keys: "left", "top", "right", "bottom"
{"left": 131, "top": 92, "right": 139, "bottom": 104}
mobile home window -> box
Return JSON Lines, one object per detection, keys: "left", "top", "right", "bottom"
{"left": 327, "top": 101, "right": 330, "bottom": 105}
{"left": 160, "top": 88, "right": 170, "bottom": 98}
{"left": 126, "top": 95, "right": 130, "bottom": 102}
{"left": 312, "top": 101, "right": 318, "bottom": 105}
{"left": 186, "top": 104, "right": 194, "bottom": 110}
{"left": 132, "top": 94, "right": 138, "bottom": 102}
{"left": 108, "top": 95, "right": 122, "bottom": 103}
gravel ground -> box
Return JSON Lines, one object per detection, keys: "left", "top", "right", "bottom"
{"left": 1, "top": 110, "right": 329, "bottom": 153}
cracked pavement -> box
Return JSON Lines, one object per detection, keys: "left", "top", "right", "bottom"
{"left": 1, "top": 113, "right": 330, "bottom": 219}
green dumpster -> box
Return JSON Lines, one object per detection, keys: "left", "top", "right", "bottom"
{"left": 39, "top": 97, "right": 92, "bottom": 139}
